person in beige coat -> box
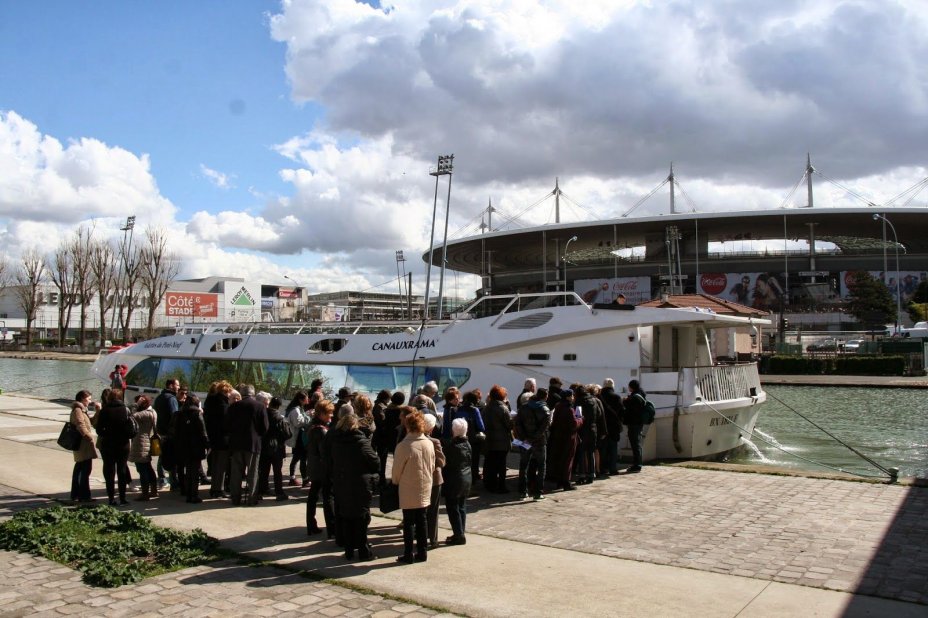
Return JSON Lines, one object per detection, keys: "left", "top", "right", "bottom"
{"left": 70, "top": 390, "right": 98, "bottom": 502}
{"left": 129, "top": 395, "right": 159, "bottom": 501}
{"left": 392, "top": 408, "right": 435, "bottom": 563}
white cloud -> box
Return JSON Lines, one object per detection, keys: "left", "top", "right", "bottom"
{"left": 0, "top": 110, "right": 175, "bottom": 224}
{"left": 199, "top": 164, "right": 235, "bottom": 190}
{"left": 268, "top": 0, "right": 928, "bottom": 188}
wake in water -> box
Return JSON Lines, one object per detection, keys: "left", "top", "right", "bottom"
{"left": 740, "top": 436, "right": 771, "bottom": 463}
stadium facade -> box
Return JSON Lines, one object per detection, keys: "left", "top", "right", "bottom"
{"left": 427, "top": 206, "right": 928, "bottom": 331}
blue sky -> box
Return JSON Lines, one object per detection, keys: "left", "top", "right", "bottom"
{"left": 1, "top": 1, "right": 927, "bottom": 293}
{"left": 1, "top": 1, "right": 310, "bottom": 215}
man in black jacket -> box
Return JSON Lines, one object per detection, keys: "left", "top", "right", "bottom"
{"left": 226, "top": 384, "right": 269, "bottom": 505}
{"left": 152, "top": 378, "right": 179, "bottom": 489}
{"left": 514, "top": 388, "right": 551, "bottom": 500}
{"left": 598, "top": 379, "right": 625, "bottom": 476}
{"left": 576, "top": 385, "right": 606, "bottom": 484}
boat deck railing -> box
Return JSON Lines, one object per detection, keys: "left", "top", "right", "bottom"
{"left": 641, "top": 363, "right": 762, "bottom": 406}
{"left": 172, "top": 291, "right": 594, "bottom": 336}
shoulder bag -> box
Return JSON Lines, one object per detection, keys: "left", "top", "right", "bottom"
{"left": 57, "top": 422, "right": 82, "bottom": 451}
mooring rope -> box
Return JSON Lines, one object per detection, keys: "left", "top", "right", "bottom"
{"left": 701, "top": 398, "right": 893, "bottom": 481}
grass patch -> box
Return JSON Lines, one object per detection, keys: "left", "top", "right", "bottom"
{"left": 0, "top": 504, "right": 221, "bottom": 587}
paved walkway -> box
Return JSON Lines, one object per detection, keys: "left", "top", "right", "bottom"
{"left": 0, "top": 394, "right": 926, "bottom": 617}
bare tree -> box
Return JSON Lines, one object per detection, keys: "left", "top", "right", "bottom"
{"left": 89, "top": 239, "right": 118, "bottom": 344}
{"left": 71, "top": 226, "right": 95, "bottom": 347}
{"left": 0, "top": 256, "right": 11, "bottom": 345}
{"left": 0, "top": 256, "right": 11, "bottom": 292}
{"left": 140, "top": 227, "right": 179, "bottom": 338}
{"left": 48, "top": 241, "right": 77, "bottom": 347}
{"left": 14, "top": 250, "right": 46, "bottom": 347}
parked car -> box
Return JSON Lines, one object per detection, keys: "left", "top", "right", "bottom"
{"left": 843, "top": 339, "right": 866, "bottom": 353}
{"left": 806, "top": 338, "right": 843, "bottom": 352}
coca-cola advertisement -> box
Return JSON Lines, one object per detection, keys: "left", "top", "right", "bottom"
{"left": 573, "top": 277, "right": 652, "bottom": 305}
{"left": 698, "top": 272, "right": 785, "bottom": 310}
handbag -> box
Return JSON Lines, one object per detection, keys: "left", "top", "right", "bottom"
{"left": 57, "top": 422, "right": 82, "bottom": 451}
{"left": 150, "top": 435, "right": 162, "bottom": 457}
{"left": 379, "top": 482, "right": 400, "bottom": 514}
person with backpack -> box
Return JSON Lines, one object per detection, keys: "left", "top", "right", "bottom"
{"left": 258, "top": 395, "right": 291, "bottom": 501}
{"left": 623, "top": 379, "right": 652, "bottom": 473}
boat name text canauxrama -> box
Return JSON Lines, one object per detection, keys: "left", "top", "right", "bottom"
{"left": 372, "top": 339, "right": 437, "bottom": 351}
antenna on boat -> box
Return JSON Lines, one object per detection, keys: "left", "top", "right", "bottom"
{"left": 425, "top": 154, "right": 454, "bottom": 320}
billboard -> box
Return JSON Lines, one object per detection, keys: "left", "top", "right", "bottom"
{"left": 165, "top": 292, "right": 219, "bottom": 317}
{"left": 698, "top": 272, "right": 785, "bottom": 310}
{"left": 573, "top": 277, "right": 652, "bottom": 305}
{"left": 840, "top": 271, "right": 927, "bottom": 303}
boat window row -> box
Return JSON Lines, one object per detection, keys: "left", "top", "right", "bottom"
{"left": 527, "top": 353, "right": 578, "bottom": 361}
{"left": 124, "top": 356, "right": 470, "bottom": 400}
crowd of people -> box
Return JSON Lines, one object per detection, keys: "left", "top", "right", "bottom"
{"left": 67, "top": 374, "right": 653, "bottom": 562}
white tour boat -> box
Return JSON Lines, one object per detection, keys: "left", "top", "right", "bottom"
{"left": 92, "top": 291, "right": 767, "bottom": 461}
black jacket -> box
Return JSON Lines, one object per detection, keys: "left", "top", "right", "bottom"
{"left": 174, "top": 405, "right": 209, "bottom": 461}
{"left": 515, "top": 399, "right": 551, "bottom": 447}
{"left": 226, "top": 396, "right": 268, "bottom": 453}
{"left": 578, "top": 393, "right": 606, "bottom": 443}
{"left": 599, "top": 387, "right": 625, "bottom": 439}
{"left": 330, "top": 428, "right": 379, "bottom": 517}
{"left": 202, "top": 392, "right": 230, "bottom": 450}
{"left": 96, "top": 400, "right": 132, "bottom": 457}
{"left": 483, "top": 399, "right": 514, "bottom": 452}
{"left": 153, "top": 389, "right": 178, "bottom": 435}
{"left": 623, "top": 390, "right": 648, "bottom": 426}
{"left": 441, "top": 437, "right": 472, "bottom": 498}
{"left": 306, "top": 418, "right": 330, "bottom": 482}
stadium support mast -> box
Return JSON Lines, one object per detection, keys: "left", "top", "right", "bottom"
{"left": 806, "top": 153, "right": 814, "bottom": 208}
{"left": 669, "top": 163, "right": 675, "bottom": 214}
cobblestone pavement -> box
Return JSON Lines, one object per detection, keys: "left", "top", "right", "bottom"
{"left": 0, "top": 486, "right": 452, "bottom": 618}
{"left": 464, "top": 464, "right": 928, "bottom": 605}
{"left": 0, "top": 550, "right": 451, "bottom": 618}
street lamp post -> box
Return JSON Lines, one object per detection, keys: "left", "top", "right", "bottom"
{"left": 110, "top": 215, "right": 135, "bottom": 341}
{"left": 873, "top": 214, "right": 901, "bottom": 333}
{"left": 564, "top": 235, "right": 578, "bottom": 303}
{"left": 395, "top": 251, "right": 407, "bottom": 320}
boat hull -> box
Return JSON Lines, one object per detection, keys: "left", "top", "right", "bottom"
{"left": 620, "top": 396, "right": 763, "bottom": 462}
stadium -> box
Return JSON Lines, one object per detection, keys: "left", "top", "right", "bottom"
{"left": 426, "top": 168, "right": 928, "bottom": 333}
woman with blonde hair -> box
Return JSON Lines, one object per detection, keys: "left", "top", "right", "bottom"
{"left": 353, "top": 394, "right": 376, "bottom": 438}
{"left": 391, "top": 408, "right": 435, "bottom": 563}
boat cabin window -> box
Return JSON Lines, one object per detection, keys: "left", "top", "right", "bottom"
{"left": 121, "top": 356, "right": 471, "bottom": 401}
{"left": 563, "top": 354, "right": 577, "bottom": 361}
{"left": 308, "top": 338, "right": 348, "bottom": 354}
{"left": 210, "top": 338, "right": 243, "bottom": 352}
{"left": 528, "top": 353, "right": 549, "bottom": 361}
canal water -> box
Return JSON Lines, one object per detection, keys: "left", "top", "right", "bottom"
{"left": 729, "top": 385, "right": 928, "bottom": 479}
{"left": 1, "top": 359, "right": 925, "bottom": 479}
